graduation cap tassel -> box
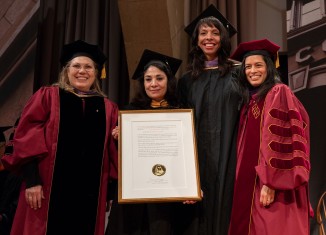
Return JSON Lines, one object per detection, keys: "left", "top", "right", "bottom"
{"left": 100, "top": 63, "right": 107, "bottom": 79}
{"left": 275, "top": 52, "right": 280, "bottom": 68}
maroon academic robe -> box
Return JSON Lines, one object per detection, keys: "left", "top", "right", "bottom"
{"left": 1, "top": 86, "right": 118, "bottom": 235}
{"left": 229, "top": 84, "right": 312, "bottom": 235}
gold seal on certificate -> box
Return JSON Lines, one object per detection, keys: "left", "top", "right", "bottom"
{"left": 152, "top": 164, "right": 166, "bottom": 176}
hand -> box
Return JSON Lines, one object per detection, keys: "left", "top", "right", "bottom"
{"left": 106, "top": 200, "right": 113, "bottom": 212}
{"left": 111, "top": 126, "right": 119, "bottom": 140}
{"left": 260, "top": 185, "right": 275, "bottom": 207}
{"left": 183, "top": 200, "right": 197, "bottom": 204}
{"left": 182, "top": 190, "right": 203, "bottom": 204}
{"left": 25, "top": 185, "right": 44, "bottom": 210}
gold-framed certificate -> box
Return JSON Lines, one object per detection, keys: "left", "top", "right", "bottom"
{"left": 118, "top": 109, "right": 201, "bottom": 203}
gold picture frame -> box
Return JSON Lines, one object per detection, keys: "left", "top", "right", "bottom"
{"left": 118, "top": 109, "right": 201, "bottom": 203}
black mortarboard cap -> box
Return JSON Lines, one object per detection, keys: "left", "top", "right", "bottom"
{"left": 131, "top": 49, "right": 182, "bottom": 80}
{"left": 184, "top": 4, "right": 237, "bottom": 38}
{"left": 60, "top": 40, "right": 107, "bottom": 78}
{"left": 60, "top": 40, "right": 107, "bottom": 66}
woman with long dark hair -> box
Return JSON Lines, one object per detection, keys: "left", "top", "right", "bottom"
{"left": 228, "top": 39, "right": 312, "bottom": 235}
{"left": 106, "top": 49, "right": 184, "bottom": 235}
{"left": 177, "top": 4, "right": 241, "bottom": 235}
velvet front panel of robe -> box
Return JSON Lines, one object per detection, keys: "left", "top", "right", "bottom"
{"left": 228, "top": 96, "right": 264, "bottom": 235}
{"left": 46, "top": 89, "right": 105, "bottom": 234}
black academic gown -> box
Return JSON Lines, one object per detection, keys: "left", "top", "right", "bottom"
{"left": 106, "top": 104, "right": 180, "bottom": 235}
{"left": 176, "top": 67, "right": 241, "bottom": 235}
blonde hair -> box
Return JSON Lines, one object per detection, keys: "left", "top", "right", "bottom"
{"left": 54, "top": 60, "right": 106, "bottom": 97}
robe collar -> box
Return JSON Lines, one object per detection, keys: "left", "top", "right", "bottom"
{"left": 151, "top": 99, "right": 169, "bottom": 108}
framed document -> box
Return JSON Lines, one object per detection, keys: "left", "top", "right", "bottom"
{"left": 118, "top": 109, "right": 201, "bottom": 203}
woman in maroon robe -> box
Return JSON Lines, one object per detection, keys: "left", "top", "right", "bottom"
{"left": 1, "top": 40, "right": 118, "bottom": 235}
{"left": 228, "top": 39, "right": 313, "bottom": 235}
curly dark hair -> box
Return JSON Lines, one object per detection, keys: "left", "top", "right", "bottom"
{"left": 238, "top": 54, "right": 282, "bottom": 104}
{"left": 130, "top": 60, "right": 178, "bottom": 108}
{"left": 188, "top": 16, "right": 233, "bottom": 79}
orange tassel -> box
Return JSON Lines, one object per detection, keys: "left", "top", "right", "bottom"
{"left": 275, "top": 52, "right": 280, "bottom": 68}
{"left": 101, "top": 63, "right": 106, "bottom": 79}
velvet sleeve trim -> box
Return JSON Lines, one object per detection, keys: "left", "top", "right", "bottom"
{"left": 23, "top": 160, "right": 42, "bottom": 188}
{"left": 256, "top": 84, "right": 310, "bottom": 190}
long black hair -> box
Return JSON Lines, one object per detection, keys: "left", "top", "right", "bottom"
{"left": 130, "top": 60, "right": 178, "bottom": 108}
{"left": 188, "top": 16, "right": 232, "bottom": 79}
{"left": 238, "top": 54, "right": 282, "bottom": 104}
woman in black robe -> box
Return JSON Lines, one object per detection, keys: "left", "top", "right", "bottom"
{"left": 176, "top": 5, "right": 241, "bottom": 235}
{"left": 106, "top": 49, "right": 184, "bottom": 235}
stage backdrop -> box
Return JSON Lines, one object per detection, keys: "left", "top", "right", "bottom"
{"left": 286, "top": 1, "right": 326, "bottom": 234}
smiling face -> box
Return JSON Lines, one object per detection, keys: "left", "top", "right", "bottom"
{"left": 197, "top": 23, "right": 221, "bottom": 61}
{"left": 67, "top": 56, "right": 96, "bottom": 92}
{"left": 244, "top": 55, "right": 268, "bottom": 87}
{"left": 144, "top": 65, "right": 168, "bottom": 102}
